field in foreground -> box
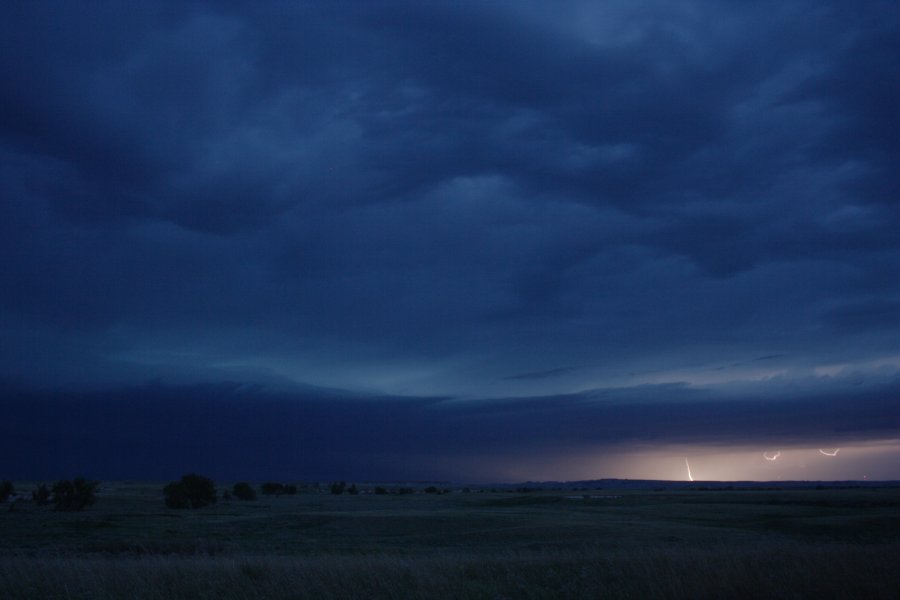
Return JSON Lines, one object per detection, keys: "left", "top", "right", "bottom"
{"left": 2, "top": 483, "right": 899, "bottom": 599}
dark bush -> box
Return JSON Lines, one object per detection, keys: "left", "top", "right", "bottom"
{"left": 233, "top": 482, "right": 257, "bottom": 501}
{"left": 330, "top": 481, "right": 346, "bottom": 495}
{"left": 260, "top": 482, "right": 297, "bottom": 495}
{"left": 260, "top": 482, "right": 283, "bottom": 495}
{"left": 0, "top": 480, "right": 13, "bottom": 503}
{"left": 52, "top": 478, "right": 98, "bottom": 511}
{"left": 374, "top": 486, "right": 387, "bottom": 495}
{"left": 164, "top": 473, "right": 217, "bottom": 509}
{"left": 259, "top": 481, "right": 297, "bottom": 496}
{"left": 347, "top": 484, "right": 359, "bottom": 495}
{"left": 32, "top": 484, "right": 50, "bottom": 505}
{"left": 424, "top": 486, "right": 438, "bottom": 494}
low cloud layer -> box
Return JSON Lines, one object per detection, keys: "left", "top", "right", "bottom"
{"left": 2, "top": 372, "right": 897, "bottom": 481}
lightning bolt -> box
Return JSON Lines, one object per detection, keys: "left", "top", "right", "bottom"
{"left": 685, "top": 458, "right": 694, "bottom": 482}
{"left": 818, "top": 448, "right": 840, "bottom": 456}
{"left": 763, "top": 451, "right": 781, "bottom": 461}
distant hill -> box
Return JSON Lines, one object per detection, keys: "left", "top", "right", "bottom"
{"left": 490, "top": 479, "right": 900, "bottom": 490}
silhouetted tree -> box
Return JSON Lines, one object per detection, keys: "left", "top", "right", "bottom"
{"left": 32, "top": 484, "right": 50, "bottom": 505}
{"left": 330, "top": 481, "right": 346, "bottom": 495}
{"left": 164, "top": 473, "right": 216, "bottom": 509}
{"left": 261, "top": 482, "right": 298, "bottom": 495}
{"left": 52, "top": 478, "right": 98, "bottom": 511}
{"left": 347, "top": 483, "right": 359, "bottom": 495}
{"left": 0, "top": 481, "right": 13, "bottom": 503}
{"left": 233, "top": 482, "right": 256, "bottom": 501}
{"left": 261, "top": 482, "right": 284, "bottom": 495}
{"left": 374, "top": 486, "right": 387, "bottom": 495}
{"left": 424, "top": 486, "right": 438, "bottom": 494}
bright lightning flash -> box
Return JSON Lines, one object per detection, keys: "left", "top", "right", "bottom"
{"left": 685, "top": 458, "right": 694, "bottom": 482}
{"left": 763, "top": 451, "right": 781, "bottom": 461}
{"left": 818, "top": 448, "right": 840, "bottom": 456}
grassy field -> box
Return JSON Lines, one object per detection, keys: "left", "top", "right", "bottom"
{"left": 2, "top": 483, "right": 899, "bottom": 598}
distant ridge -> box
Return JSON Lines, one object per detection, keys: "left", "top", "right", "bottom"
{"left": 491, "top": 479, "right": 900, "bottom": 490}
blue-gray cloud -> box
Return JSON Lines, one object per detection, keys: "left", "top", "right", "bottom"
{"left": 0, "top": 1, "right": 897, "bottom": 478}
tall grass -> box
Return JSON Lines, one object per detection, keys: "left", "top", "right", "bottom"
{"left": 2, "top": 541, "right": 898, "bottom": 599}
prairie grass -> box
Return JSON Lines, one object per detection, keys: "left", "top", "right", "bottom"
{"left": 2, "top": 485, "right": 899, "bottom": 598}
{"left": 1, "top": 541, "right": 898, "bottom": 599}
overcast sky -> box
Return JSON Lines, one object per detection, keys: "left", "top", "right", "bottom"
{"left": 1, "top": 1, "right": 898, "bottom": 482}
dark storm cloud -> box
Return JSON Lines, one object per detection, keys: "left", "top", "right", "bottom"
{"left": 824, "top": 300, "right": 900, "bottom": 333}
{"left": 2, "top": 374, "right": 897, "bottom": 481}
{"left": 0, "top": 1, "right": 898, "bottom": 478}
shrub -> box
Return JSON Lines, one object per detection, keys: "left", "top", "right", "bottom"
{"left": 0, "top": 480, "right": 13, "bottom": 503}
{"left": 261, "top": 482, "right": 282, "bottom": 495}
{"left": 260, "top": 481, "right": 284, "bottom": 496}
{"left": 347, "top": 484, "right": 359, "bottom": 495}
{"left": 233, "top": 482, "right": 257, "bottom": 501}
{"left": 32, "top": 484, "right": 50, "bottom": 505}
{"left": 330, "top": 481, "right": 346, "bottom": 495}
{"left": 164, "top": 473, "right": 217, "bottom": 509}
{"left": 374, "top": 486, "right": 387, "bottom": 495}
{"left": 52, "top": 478, "right": 98, "bottom": 511}
{"left": 260, "top": 482, "right": 297, "bottom": 495}
{"left": 424, "top": 486, "right": 438, "bottom": 494}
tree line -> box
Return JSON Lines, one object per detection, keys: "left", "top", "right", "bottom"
{"left": 1, "top": 478, "right": 97, "bottom": 511}
{"left": 2, "top": 475, "right": 459, "bottom": 512}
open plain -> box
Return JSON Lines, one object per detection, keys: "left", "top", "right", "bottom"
{"left": 1, "top": 483, "right": 899, "bottom": 598}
